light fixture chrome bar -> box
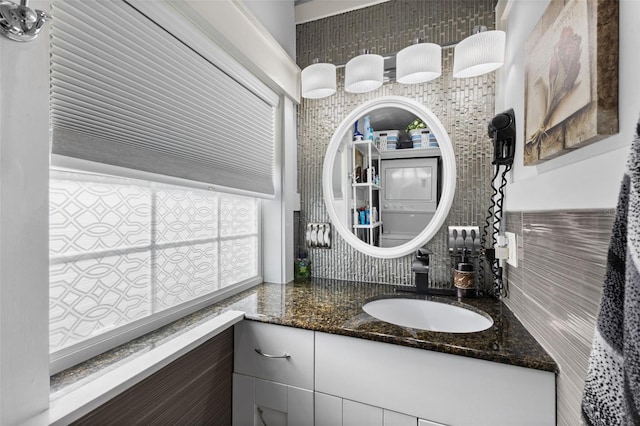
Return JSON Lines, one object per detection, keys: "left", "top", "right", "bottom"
{"left": 319, "top": 41, "right": 454, "bottom": 84}
{"left": 300, "top": 26, "right": 504, "bottom": 98}
{"left": 472, "top": 25, "right": 488, "bottom": 35}
{"left": 327, "top": 41, "right": 457, "bottom": 71}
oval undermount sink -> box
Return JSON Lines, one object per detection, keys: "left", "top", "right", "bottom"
{"left": 362, "top": 298, "right": 493, "bottom": 333}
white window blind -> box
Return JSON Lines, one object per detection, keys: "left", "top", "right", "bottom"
{"left": 50, "top": 0, "right": 277, "bottom": 196}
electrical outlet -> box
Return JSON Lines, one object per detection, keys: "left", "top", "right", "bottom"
{"left": 505, "top": 232, "right": 518, "bottom": 267}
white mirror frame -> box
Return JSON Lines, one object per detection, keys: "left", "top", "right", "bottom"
{"left": 322, "top": 96, "right": 457, "bottom": 259}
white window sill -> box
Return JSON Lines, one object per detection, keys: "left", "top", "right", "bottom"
{"left": 25, "top": 310, "right": 245, "bottom": 426}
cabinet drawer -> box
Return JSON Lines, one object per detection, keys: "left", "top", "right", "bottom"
{"left": 234, "top": 320, "right": 314, "bottom": 389}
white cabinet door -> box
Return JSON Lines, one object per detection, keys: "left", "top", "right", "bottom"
{"left": 287, "top": 385, "right": 314, "bottom": 426}
{"left": 255, "top": 378, "right": 288, "bottom": 424}
{"left": 418, "top": 419, "right": 447, "bottom": 426}
{"left": 233, "top": 373, "right": 255, "bottom": 426}
{"left": 343, "top": 399, "right": 383, "bottom": 426}
{"left": 313, "top": 395, "right": 448, "bottom": 426}
{"left": 384, "top": 410, "right": 417, "bottom": 426}
{"left": 316, "top": 393, "right": 418, "bottom": 426}
{"left": 315, "top": 392, "right": 343, "bottom": 426}
{"left": 233, "top": 373, "right": 313, "bottom": 426}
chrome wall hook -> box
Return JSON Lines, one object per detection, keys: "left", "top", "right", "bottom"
{"left": 0, "top": 0, "right": 50, "bottom": 42}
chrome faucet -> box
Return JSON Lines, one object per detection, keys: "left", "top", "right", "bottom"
{"left": 395, "top": 247, "right": 456, "bottom": 296}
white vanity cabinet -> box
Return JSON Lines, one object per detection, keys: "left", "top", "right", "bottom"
{"left": 315, "top": 395, "right": 387, "bottom": 426}
{"left": 315, "top": 392, "right": 430, "bottom": 426}
{"left": 233, "top": 321, "right": 314, "bottom": 426}
{"left": 233, "top": 321, "right": 556, "bottom": 426}
{"left": 233, "top": 374, "right": 313, "bottom": 426}
{"left": 315, "top": 332, "right": 555, "bottom": 426}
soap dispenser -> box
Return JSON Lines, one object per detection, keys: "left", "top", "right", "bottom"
{"left": 294, "top": 251, "right": 311, "bottom": 280}
{"left": 454, "top": 248, "right": 475, "bottom": 298}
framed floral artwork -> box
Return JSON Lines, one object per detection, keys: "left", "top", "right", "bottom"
{"left": 524, "top": 0, "right": 618, "bottom": 165}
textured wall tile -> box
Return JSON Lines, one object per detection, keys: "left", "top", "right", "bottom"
{"left": 503, "top": 209, "right": 615, "bottom": 426}
{"left": 504, "top": 211, "right": 523, "bottom": 298}
{"left": 296, "top": 0, "right": 497, "bottom": 288}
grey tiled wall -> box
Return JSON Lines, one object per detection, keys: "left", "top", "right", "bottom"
{"left": 296, "top": 0, "right": 497, "bottom": 287}
{"left": 504, "top": 210, "right": 614, "bottom": 426}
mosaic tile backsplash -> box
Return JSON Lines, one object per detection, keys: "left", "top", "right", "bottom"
{"left": 296, "top": 0, "right": 498, "bottom": 287}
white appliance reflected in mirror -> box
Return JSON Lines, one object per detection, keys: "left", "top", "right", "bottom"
{"left": 322, "top": 96, "right": 456, "bottom": 259}
{"left": 380, "top": 156, "right": 438, "bottom": 247}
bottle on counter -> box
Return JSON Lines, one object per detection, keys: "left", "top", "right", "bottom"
{"left": 453, "top": 248, "right": 475, "bottom": 298}
{"left": 294, "top": 251, "right": 311, "bottom": 280}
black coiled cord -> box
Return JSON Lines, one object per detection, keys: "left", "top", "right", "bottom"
{"left": 479, "top": 163, "right": 512, "bottom": 298}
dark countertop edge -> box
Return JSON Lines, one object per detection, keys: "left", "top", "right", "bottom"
{"left": 243, "top": 313, "right": 559, "bottom": 373}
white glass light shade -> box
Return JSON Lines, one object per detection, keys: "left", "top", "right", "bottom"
{"left": 301, "top": 63, "right": 337, "bottom": 99}
{"left": 453, "top": 30, "right": 506, "bottom": 78}
{"left": 396, "top": 42, "right": 442, "bottom": 84}
{"left": 344, "top": 53, "right": 384, "bottom": 93}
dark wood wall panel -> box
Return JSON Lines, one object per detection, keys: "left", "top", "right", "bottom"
{"left": 73, "top": 327, "right": 234, "bottom": 425}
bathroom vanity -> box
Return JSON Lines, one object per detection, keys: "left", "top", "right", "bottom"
{"left": 234, "top": 321, "right": 554, "bottom": 425}
{"left": 230, "top": 279, "right": 557, "bottom": 426}
{"left": 50, "top": 279, "right": 557, "bottom": 425}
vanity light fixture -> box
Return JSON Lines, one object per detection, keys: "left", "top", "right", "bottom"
{"left": 396, "top": 38, "right": 442, "bottom": 84}
{"left": 300, "top": 26, "right": 506, "bottom": 99}
{"left": 452, "top": 26, "right": 506, "bottom": 79}
{"left": 344, "top": 49, "right": 384, "bottom": 94}
{"left": 301, "top": 59, "right": 337, "bottom": 99}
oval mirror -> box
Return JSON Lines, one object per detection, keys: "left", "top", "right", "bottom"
{"left": 322, "top": 96, "right": 456, "bottom": 259}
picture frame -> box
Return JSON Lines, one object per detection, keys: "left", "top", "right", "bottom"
{"left": 523, "top": 0, "right": 618, "bottom": 165}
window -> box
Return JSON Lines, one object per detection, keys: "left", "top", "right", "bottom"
{"left": 49, "top": 170, "right": 260, "bottom": 356}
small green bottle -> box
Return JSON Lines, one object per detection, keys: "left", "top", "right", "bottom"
{"left": 294, "top": 251, "right": 311, "bottom": 280}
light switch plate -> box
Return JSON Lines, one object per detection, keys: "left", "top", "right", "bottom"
{"left": 505, "top": 232, "right": 518, "bottom": 267}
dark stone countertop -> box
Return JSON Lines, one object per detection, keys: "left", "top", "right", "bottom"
{"left": 51, "top": 278, "right": 557, "bottom": 395}
{"left": 237, "top": 279, "right": 557, "bottom": 373}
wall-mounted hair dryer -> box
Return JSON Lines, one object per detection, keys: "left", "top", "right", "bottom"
{"left": 488, "top": 108, "right": 515, "bottom": 166}
{"left": 481, "top": 108, "right": 516, "bottom": 299}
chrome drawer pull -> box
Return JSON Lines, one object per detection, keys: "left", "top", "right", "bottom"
{"left": 255, "top": 348, "right": 291, "bottom": 359}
